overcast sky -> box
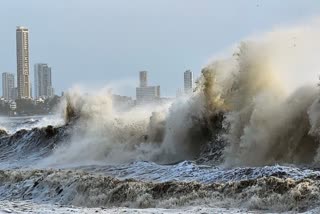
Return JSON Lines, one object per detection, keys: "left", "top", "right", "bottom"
{"left": 1, "top": 0, "right": 320, "bottom": 97}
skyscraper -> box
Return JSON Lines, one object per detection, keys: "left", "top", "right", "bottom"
{"left": 139, "top": 71, "right": 148, "bottom": 87}
{"left": 16, "top": 26, "right": 30, "bottom": 99}
{"left": 184, "top": 70, "right": 193, "bottom": 94}
{"left": 136, "top": 71, "right": 160, "bottom": 104}
{"left": 34, "top": 63, "right": 54, "bottom": 99}
{"left": 2, "top": 73, "right": 15, "bottom": 100}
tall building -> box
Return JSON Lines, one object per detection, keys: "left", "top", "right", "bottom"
{"left": 2, "top": 73, "right": 15, "bottom": 100}
{"left": 34, "top": 63, "right": 54, "bottom": 99}
{"left": 16, "top": 26, "right": 30, "bottom": 99}
{"left": 11, "top": 88, "right": 18, "bottom": 101}
{"left": 139, "top": 71, "right": 148, "bottom": 87}
{"left": 136, "top": 71, "right": 160, "bottom": 104}
{"left": 184, "top": 70, "right": 193, "bottom": 94}
{"left": 136, "top": 86, "right": 160, "bottom": 103}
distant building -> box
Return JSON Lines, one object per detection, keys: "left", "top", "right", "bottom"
{"left": 16, "top": 26, "right": 31, "bottom": 99}
{"left": 136, "top": 71, "right": 160, "bottom": 104}
{"left": 11, "top": 87, "right": 18, "bottom": 101}
{"left": 139, "top": 71, "right": 148, "bottom": 87}
{"left": 136, "top": 86, "right": 160, "bottom": 103}
{"left": 184, "top": 70, "right": 193, "bottom": 94}
{"left": 2, "top": 73, "right": 15, "bottom": 100}
{"left": 34, "top": 63, "right": 54, "bottom": 99}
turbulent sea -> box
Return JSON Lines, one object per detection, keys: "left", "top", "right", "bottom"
{"left": 2, "top": 116, "right": 320, "bottom": 214}
{"left": 3, "top": 21, "right": 320, "bottom": 213}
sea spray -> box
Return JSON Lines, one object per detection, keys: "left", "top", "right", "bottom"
{"left": 41, "top": 18, "right": 320, "bottom": 167}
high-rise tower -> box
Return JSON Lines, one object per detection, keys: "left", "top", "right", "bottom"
{"left": 136, "top": 71, "right": 160, "bottom": 104}
{"left": 184, "top": 70, "right": 193, "bottom": 94}
{"left": 34, "top": 63, "right": 54, "bottom": 99}
{"left": 16, "top": 26, "right": 30, "bottom": 99}
{"left": 2, "top": 73, "right": 15, "bottom": 100}
{"left": 139, "top": 71, "right": 148, "bottom": 87}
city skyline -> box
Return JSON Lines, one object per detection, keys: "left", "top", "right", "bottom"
{"left": 7, "top": 23, "right": 191, "bottom": 101}
{"left": 4, "top": 24, "right": 193, "bottom": 100}
{"left": 1, "top": 1, "right": 320, "bottom": 97}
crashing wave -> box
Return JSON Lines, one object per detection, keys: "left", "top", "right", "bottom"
{"left": 21, "top": 20, "right": 320, "bottom": 168}
{"left": 0, "top": 125, "right": 69, "bottom": 168}
{"left": 2, "top": 20, "right": 320, "bottom": 169}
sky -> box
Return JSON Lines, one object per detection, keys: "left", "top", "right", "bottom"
{"left": 0, "top": 0, "right": 320, "bottom": 97}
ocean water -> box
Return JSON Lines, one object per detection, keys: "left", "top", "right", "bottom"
{"left": 0, "top": 114, "right": 318, "bottom": 214}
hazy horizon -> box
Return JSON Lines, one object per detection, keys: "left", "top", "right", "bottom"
{"left": 1, "top": 0, "right": 320, "bottom": 98}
